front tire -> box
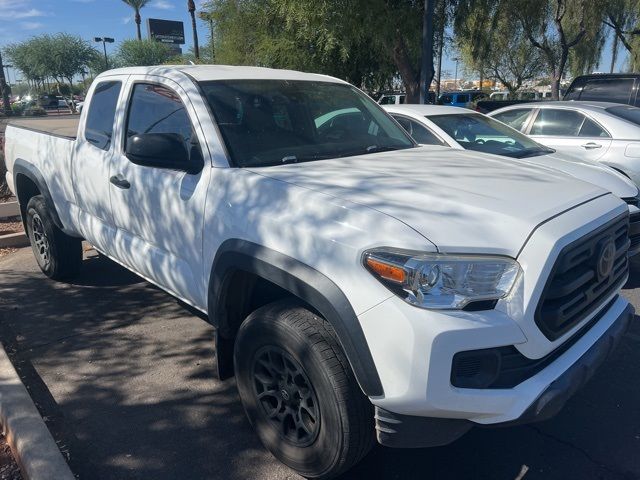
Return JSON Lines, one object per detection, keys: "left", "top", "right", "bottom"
{"left": 234, "top": 300, "right": 374, "bottom": 479}
{"left": 25, "top": 195, "right": 82, "bottom": 281}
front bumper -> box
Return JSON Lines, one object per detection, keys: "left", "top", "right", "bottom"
{"left": 375, "top": 301, "right": 634, "bottom": 448}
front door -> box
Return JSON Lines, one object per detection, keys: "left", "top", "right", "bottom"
{"left": 108, "top": 76, "right": 211, "bottom": 308}
{"left": 528, "top": 108, "right": 612, "bottom": 162}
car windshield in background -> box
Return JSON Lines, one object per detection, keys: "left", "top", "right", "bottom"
{"left": 199, "top": 80, "right": 415, "bottom": 167}
{"left": 606, "top": 105, "right": 640, "bottom": 126}
{"left": 427, "top": 113, "right": 553, "bottom": 158}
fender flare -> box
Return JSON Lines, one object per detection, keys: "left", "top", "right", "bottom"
{"left": 208, "top": 239, "right": 384, "bottom": 397}
{"left": 12, "top": 159, "right": 64, "bottom": 229}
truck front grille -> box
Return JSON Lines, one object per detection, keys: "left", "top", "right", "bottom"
{"left": 535, "top": 213, "right": 629, "bottom": 341}
{"left": 629, "top": 211, "right": 640, "bottom": 254}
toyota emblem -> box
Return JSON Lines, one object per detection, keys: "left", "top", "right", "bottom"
{"left": 597, "top": 239, "right": 616, "bottom": 280}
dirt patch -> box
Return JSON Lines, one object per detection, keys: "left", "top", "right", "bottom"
{"left": 0, "top": 247, "right": 18, "bottom": 258}
{"left": 0, "top": 432, "right": 23, "bottom": 480}
{"left": 0, "top": 218, "right": 22, "bottom": 236}
{"left": 0, "top": 196, "right": 16, "bottom": 204}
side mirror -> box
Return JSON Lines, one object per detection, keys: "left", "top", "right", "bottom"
{"left": 125, "top": 133, "right": 203, "bottom": 174}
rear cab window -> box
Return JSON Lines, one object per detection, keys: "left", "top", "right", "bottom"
{"left": 84, "top": 81, "right": 122, "bottom": 150}
{"left": 566, "top": 77, "right": 636, "bottom": 105}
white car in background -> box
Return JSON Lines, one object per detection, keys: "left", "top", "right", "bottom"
{"left": 489, "top": 101, "right": 640, "bottom": 187}
{"left": 383, "top": 104, "right": 640, "bottom": 255}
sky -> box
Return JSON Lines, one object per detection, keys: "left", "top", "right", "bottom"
{"left": 0, "top": 0, "right": 633, "bottom": 85}
{"left": 0, "top": 0, "right": 211, "bottom": 82}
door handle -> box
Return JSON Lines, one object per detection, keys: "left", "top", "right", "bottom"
{"left": 581, "top": 142, "right": 602, "bottom": 150}
{"left": 109, "top": 175, "right": 130, "bottom": 189}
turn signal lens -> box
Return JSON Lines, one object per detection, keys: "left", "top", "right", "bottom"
{"left": 365, "top": 257, "right": 406, "bottom": 283}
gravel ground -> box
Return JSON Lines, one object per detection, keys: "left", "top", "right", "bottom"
{"left": 0, "top": 433, "right": 23, "bottom": 480}
{"left": 0, "top": 219, "right": 22, "bottom": 235}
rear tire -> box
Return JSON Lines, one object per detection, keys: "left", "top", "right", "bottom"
{"left": 25, "top": 195, "right": 82, "bottom": 281}
{"left": 234, "top": 300, "right": 374, "bottom": 479}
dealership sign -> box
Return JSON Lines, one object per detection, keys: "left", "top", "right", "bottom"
{"left": 147, "top": 18, "right": 185, "bottom": 45}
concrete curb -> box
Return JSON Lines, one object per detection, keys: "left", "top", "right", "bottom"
{"left": 0, "top": 342, "right": 75, "bottom": 480}
{"left": 0, "top": 232, "right": 29, "bottom": 248}
{"left": 0, "top": 201, "right": 20, "bottom": 218}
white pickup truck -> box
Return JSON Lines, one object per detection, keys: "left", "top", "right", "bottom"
{"left": 3, "top": 66, "right": 635, "bottom": 479}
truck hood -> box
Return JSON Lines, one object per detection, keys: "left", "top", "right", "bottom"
{"left": 517, "top": 152, "right": 638, "bottom": 199}
{"left": 248, "top": 147, "right": 609, "bottom": 256}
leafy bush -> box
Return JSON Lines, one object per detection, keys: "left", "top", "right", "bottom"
{"left": 117, "top": 39, "right": 172, "bottom": 67}
{"left": 11, "top": 103, "right": 25, "bottom": 116}
{"left": 23, "top": 106, "right": 47, "bottom": 117}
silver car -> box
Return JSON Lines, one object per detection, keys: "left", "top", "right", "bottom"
{"left": 489, "top": 101, "right": 640, "bottom": 187}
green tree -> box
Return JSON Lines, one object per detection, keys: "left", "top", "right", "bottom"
{"left": 116, "top": 39, "right": 173, "bottom": 66}
{"left": 202, "top": 0, "right": 447, "bottom": 102}
{"left": 122, "top": 0, "right": 150, "bottom": 41}
{"left": 198, "top": 10, "right": 216, "bottom": 62}
{"left": 5, "top": 34, "right": 98, "bottom": 112}
{"left": 603, "top": 0, "right": 640, "bottom": 71}
{"left": 515, "top": 0, "right": 597, "bottom": 100}
{"left": 0, "top": 50, "right": 10, "bottom": 115}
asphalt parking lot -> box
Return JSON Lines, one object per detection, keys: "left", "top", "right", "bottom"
{"left": 1, "top": 248, "right": 639, "bottom": 480}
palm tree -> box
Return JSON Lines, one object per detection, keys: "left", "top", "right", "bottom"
{"left": 122, "top": 0, "right": 150, "bottom": 41}
{"left": 188, "top": 0, "right": 200, "bottom": 59}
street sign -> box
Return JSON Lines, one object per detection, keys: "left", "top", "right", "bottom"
{"left": 147, "top": 18, "right": 185, "bottom": 45}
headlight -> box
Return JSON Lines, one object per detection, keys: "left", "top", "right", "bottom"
{"left": 363, "top": 248, "right": 521, "bottom": 309}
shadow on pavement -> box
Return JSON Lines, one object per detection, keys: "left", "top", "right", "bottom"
{"left": 0, "top": 251, "right": 639, "bottom": 479}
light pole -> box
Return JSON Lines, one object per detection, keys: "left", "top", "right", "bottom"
{"left": 94, "top": 37, "right": 115, "bottom": 71}
{"left": 452, "top": 57, "right": 459, "bottom": 91}
{"left": 3, "top": 65, "right": 13, "bottom": 85}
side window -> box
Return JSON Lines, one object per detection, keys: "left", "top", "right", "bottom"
{"left": 393, "top": 115, "right": 412, "bottom": 132}
{"left": 408, "top": 119, "right": 445, "bottom": 146}
{"left": 85, "top": 81, "right": 122, "bottom": 151}
{"left": 492, "top": 109, "right": 531, "bottom": 132}
{"left": 564, "top": 78, "right": 586, "bottom": 100}
{"left": 457, "top": 94, "right": 470, "bottom": 103}
{"left": 580, "top": 78, "right": 634, "bottom": 105}
{"left": 579, "top": 118, "right": 609, "bottom": 138}
{"left": 530, "top": 109, "right": 585, "bottom": 136}
{"left": 126, "top": 83, "right": 194, "bottom": 153}
{"left": 398, "top": 95, "right": 405, "bottom": 104}
{"left": 379, "top": 96, "right": 393, "bottom": 105}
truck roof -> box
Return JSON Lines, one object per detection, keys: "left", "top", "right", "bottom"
{"left": 9, "top": 117, "right": 79, "bottom": 140}
{"left": 98, "top": 65, "right": 347, "bottom": 84}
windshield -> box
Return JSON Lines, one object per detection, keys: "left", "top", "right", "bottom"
{"left": 606, "top": 105, "right": 640, "bottom": 126}
{"left": 199, "top": 80, "right": 415, "bottom": 167}
{"left": 428, "top": 113, "right": 553, "bottom": 158}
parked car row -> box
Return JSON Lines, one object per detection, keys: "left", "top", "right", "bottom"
{"left": 384, "top": 103, "right": 640, "bottom": 256}
{"left": 4, "top": 65, "right": 638, "bottom": 479}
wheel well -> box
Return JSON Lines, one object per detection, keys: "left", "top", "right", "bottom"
{"left": 215, "top": 269, "right": 308, "bottom": 379}
{"left": 15, "top": 173, "right": 41, "bottom": 219}
{"left": 220, "top": 269, "right": 299, "bottom": 337}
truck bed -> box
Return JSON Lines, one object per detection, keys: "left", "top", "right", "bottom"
{"left": 9, "top": 117, "right": 79, "bottom": 140}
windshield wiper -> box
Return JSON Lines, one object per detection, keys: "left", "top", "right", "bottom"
{"left": 365, "top": 145, "right": 403, "bottom": 154}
